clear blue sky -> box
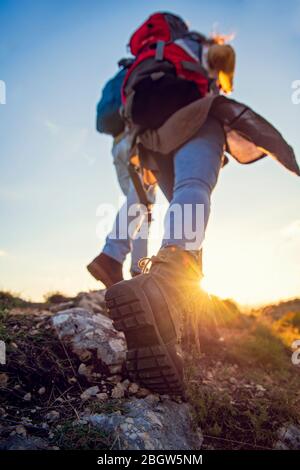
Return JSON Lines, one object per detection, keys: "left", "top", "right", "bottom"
{"left": 0, "top": 0, "right": 299, "bottom": 304}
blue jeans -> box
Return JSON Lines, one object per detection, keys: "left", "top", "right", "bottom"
{"left": 161, "top": 116, "right": 224, "bottom": 250}
{"left": 102, "top": 182, "right": 155, "bottom": 273}
{"left": 103, "top": 116, "right": 224, "bottom": 267}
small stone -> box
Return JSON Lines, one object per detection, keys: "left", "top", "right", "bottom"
{"left": 107, "top": 375, "right": 122, "bottom": 384}
{"left": 276, "top": 425, "right": 300, "bottom": 450}
{"left": 145, "top": 394, "right": 160, "bottom": 405}
{"left": 121, "top": 379, "right": 131, "bottom": 389}
{"left": 108, "top": 364, "right": 122, "bottom": 374}
{"left": 15, "top": 425, "right": 27, "bottom": 437}
{"left": 23, "top": 393, "right": 32, "bottom": 402}
{"left": 125, "top": 417, "right": 134, "bottom": 424}
{"left": 0, "top": 373, "right": 8, "bottom": 387}
{"left": 111, "top": 383, "right": 125, "bottom": 399}
{"left": 68, "top": 377, "right": 77, "bottom": 384}
{"left": 160, "top": 394, "right": 170, "bottom": 401}
{"left": 78, "top": 363, "right": 94, "bottom": 380}
{"left": 256, "top": 384, "right": 266, "bottom": 393}
{"left": 45, "top": 410, "right": 60, "bottom": 422}
{"left": 146, "top": 410, "right": 163, "bottom": 427}
{"left": 21, "top": 417, "right": 32, "bottom": 425}
{"left": 128, "top": 383, "right": 139, "bottom": 394}
{"left": 120, "top": 423, "right": 128, "bottom": 432}
{"left": 29, "top": 329, "right": 36, "bottom": 335}
{"left": 76, "top": 419, "right": 88, "bottom": 425}
{"left": 136, "top": 387, "right": 150, "bottom": 398}
{"left": 38, "top": 387, "right": 46, "bottom": 395}
{"left": 96, "top": 392, "right": 108, "bottom": 401}
{"left": 80, "top": 386, "right": 100, "bottom": 401}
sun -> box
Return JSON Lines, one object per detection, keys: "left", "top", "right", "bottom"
{"left": 200, "top": 277, "right": 213, "bottom": 295}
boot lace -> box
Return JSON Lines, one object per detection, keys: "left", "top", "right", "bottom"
{"left": 138, "top": 256, "right": 153, "bottom": 273}
{"left": 138, "top": 255, "right": 162, "bottom": 273}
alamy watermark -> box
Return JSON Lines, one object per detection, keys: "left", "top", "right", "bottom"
{"left": 291, "top": 80, "right": 300, "bottom": 104}
{"left": 96, "top": 200, "right": 205, "bottom": 251}
{"left": 0, "top": 340, "right": 6, "bottom": 365}
{"left": 291, "top": 339, "right": 300, "bottom": 365}
{"left": 0, "top": 80, "right": 6, "bottom": 105}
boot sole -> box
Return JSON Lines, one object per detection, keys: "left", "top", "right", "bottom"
{"left": 105, "top": 282, "right": 184, "bottom": 396}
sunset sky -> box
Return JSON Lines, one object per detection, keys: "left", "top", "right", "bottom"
{"left": 0, "top": 0, "right": 299, "bottom": 305}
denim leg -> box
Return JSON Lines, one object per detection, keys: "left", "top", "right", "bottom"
{"left": 102, "top": 182, "right": 145, "bottom": 264}
{"left": 130, "top": 236, "right": 148, "bottom": 273}
{"left": 102, "top": 181, "right": 153, "bottom": 268}
{"left": 131, "top": 185, "right": 156, "bottom": 273}
{"left": 162, "top": 116, "right": 225, "bottom": 250}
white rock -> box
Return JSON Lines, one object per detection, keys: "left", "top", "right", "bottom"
{"left": 78, "top": 363, "right": 94, "bottom": 380}
{"left": 45, "top": 410, "right": 60, "bottom": 422}
{"left": 96, "top": 393, "right": 108, "bottom": 401}
{"left": 111, "top": 383, "right": 125, "bottom": 399}
{"left": 275, "top": 425, "right": 300, "bottom": 450}
{"left": 52, "top": 313, "right": 69, "bottom": 327}
{"left": 23, "top": 393, "right": 32, "bottom": 402}
{"left": 87, "top": 397, "right": 203, "bottom": 450}
{"left": 52, "top": 308, "right": 126, "bottom": 375}
{"left": 128, "top": 383, "right": 139, "bottom": 394}
{"left": 80, "top": 386, "right": 100, "bottom": 401}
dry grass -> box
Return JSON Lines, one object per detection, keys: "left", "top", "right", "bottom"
{"left": 1, "top": 290, "right": 300, "bottom": 450}
{"left": 185, "top": 294, "right": 300, "bottom": 449}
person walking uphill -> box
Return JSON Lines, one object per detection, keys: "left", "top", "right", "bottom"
{"left": 87, "top": 62, "right": 157, "bottom": 287}
{"left": 105, "top": 12, "right": 300, "bottom": 396}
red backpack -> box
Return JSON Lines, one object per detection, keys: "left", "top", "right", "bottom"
{"left": 122, "top": 12, "right": 210, "bottom": 130}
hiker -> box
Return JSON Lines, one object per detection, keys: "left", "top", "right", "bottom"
{"left": 87, "top": 64, "right": 156, "bottom": 287}
{"left": 105, "top": 12, "right": 300, "bottom": 395}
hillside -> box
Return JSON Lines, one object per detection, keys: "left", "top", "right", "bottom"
{"left": 0, "top": 290, "right": 300, "bottom": 450}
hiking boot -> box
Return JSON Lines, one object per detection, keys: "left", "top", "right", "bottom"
{"left": 131, "top": 270, "right": 141, "bottom": 278}
{"left": 105, "top": 246, "right": 203, "bottom": 396}
{"left": 87, "top": 253, "right": 123, "bottom": 288}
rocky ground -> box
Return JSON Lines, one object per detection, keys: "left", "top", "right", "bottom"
{"left": 0, "top": 290, "right": 300, "bottom": 450}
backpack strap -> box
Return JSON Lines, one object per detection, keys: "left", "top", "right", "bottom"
{"left": 155, "top": 40, "right": 165, "bottom": 61}
{"left": 181, "top": 60, "right": 208, "bottom": 77}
